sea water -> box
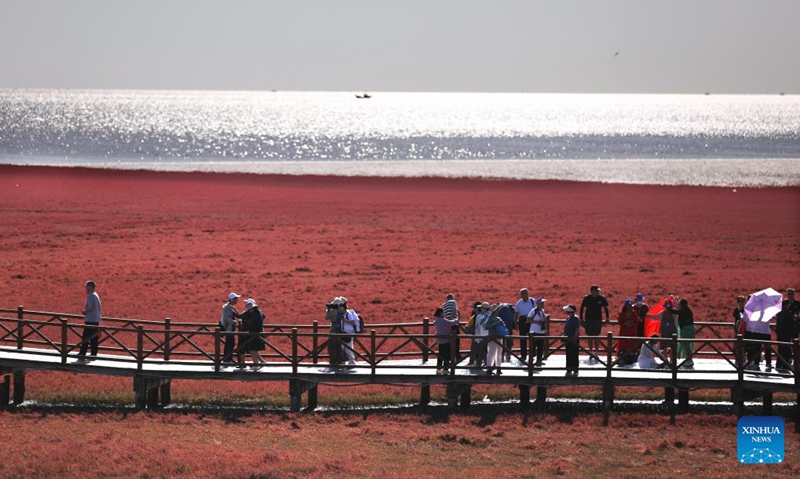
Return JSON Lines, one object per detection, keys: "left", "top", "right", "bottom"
{"left": 1, "top": 89, "right": 798, "bottom": 186}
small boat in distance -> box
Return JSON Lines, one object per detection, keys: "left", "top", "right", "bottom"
{"left": 355, "top": 93, "right": 372, "bottom": 99}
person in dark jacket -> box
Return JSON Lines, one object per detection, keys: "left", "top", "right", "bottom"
{"left": 775, "top": 288, "right": 799, "bottom": 371}
{"left": 563, "top": 304, "right": 581, "bottom": 377}
{"left": 732, "top": 295, "right": 747, "bottom": 337}
{"left": 237, "top": 298, "right": 266, "bottom": 369}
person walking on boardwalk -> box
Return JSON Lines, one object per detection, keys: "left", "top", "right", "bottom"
{"left": 340, "top": 297, "right": 362, "bottom": 366}
{"left": 775, "top": 288, "right": 799, "bottom": 371}
{"left": 434, "top": 307, "right": 460, "bottom": 374}
{"left": 527, "top": 298, "right": 550, "bottom": 367}
{"left": 325, "top": 297, "right": 345, "bottom": 367}
{"left": 77, "top": 280, "right": 102, "bottom": 361}
{"left": 562, "top": 304, "right": 581, "bottom": 377}
{"left": 515, "top": 288, "right": 536, "bottom": 364}
{"left": 237, "top": 298, "right": 266, "bottom": 369}
{"left": 579, "top": 285, "right": 609, "bottom": 363}
{"left": 220, "top": 292, "right": 243, "bottom": 365}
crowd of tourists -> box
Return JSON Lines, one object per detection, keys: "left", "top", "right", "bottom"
{"left": 73, "top": 281, "right": 799, "bottom": 376}
{"left": 429, "top": 286, "right": 800, "bottom": 377}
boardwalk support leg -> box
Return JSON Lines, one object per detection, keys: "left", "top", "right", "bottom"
{"left": 665, "top": 387, "right": 676, "bottom": 425}
{"left": 134, "top": 376, "right": 171, "bottom": 410}
{"left": 160, "top": 383, "right": 171, "bottom": 407}
{"left": 602, "top": 383, "right": 614, "bottom": 427}
{"left": 731, "top": 386, "right": 744, "bottom": 418}
{"left": 0, "top": 376, "right": 9, "bottom": 411}
{"left": 420, "top": 384, "right": 430, "bottom": 407}
{"left": 446, "top": 383, "right": 471, "bottom": 408}
{"left": 13, "top": 370, "right": 25, "bottom": 405}
{"left": 678, "top": 389, "right": 689, "bottom": 413}
{"left": 536, "top": 386, "right": 548, "bottom": 408}
{"left": 459, "top": 384, "right": 471, "bottom": 408}
{"left": 762, "top": 393, "right": 773, "bottom": 416}
{"left": 519, "top": 385, "right": 530, "bottom": 411}
{"left": 308, "top": 385, "right": 318, "bottom": 410}
{"left": 289, "top": 379, "right": 317, "bottom": 412}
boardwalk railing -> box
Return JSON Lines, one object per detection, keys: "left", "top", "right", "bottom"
{"left": 1, "top": 307, "right": 797, "bottom": 381}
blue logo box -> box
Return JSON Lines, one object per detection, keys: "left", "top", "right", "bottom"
{"left": 737, "top": 416, "right": 784, "bottom": 464}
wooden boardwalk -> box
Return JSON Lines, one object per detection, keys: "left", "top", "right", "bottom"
{"left": 1, "top": 307, "right": 798, "bottom": 428}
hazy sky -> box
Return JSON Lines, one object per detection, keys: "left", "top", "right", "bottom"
{"left": 1, "top": 0, "right": 798, "bottom": 93}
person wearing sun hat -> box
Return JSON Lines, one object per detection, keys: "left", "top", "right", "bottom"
{"left": 237, "top": 298, "right": 266, "bottom": 369}
{"left": 562, "top": 304, "right": 581, "bottom": 377}
{"left": 326, "top": 297, "right": 345, "bottom": 367}
{"left": 467, "top": 302, "right": 491, "bottom": 368}
{"left": 220, "top": 292, "right": 243, "bottom": 365}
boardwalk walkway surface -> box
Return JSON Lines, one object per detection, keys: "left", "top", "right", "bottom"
{"left": 1, "top": 307, "right": 798, "bottom": 429}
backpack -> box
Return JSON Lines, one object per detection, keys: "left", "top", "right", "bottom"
{"left": 355, "top": 314, "right": 365, "bottom": 334}
{"left": 490, "top": 318, "right": 509, "bottom": 338}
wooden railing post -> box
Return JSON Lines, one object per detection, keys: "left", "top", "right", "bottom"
{"left": 291, "top": 328, "right": 298, "bottom": 376}
{"left": 136, "top": 326, "right": 144, "bottom": 371}
{"left": 449, "top": 330, "right": 457, "bottom": 376}
{"left": 527, "top": 332, "right": 534, "bottom": 377}
{"left": 793, "top": 338, "right": 799, "bottom": 433}
{"left": 736, "top": 334, "right": 744, "bottom": 383}
{"left": 669, "top": 333, "right": 678, "bottom": 425}
{"left": 312, "top": 320, "right": 319, "bottom": 364}
{"left": 371, "top": 329, "right": 377, "bottom": 376}
{"left": 606, "top": 332, "right": 613, "bottom": 379}
{"left": 16, "top": 305, "right": 24, "bottom": 350}
{"left": 60, "top": 319, "right": 68, "bottom": 364}
{"left": 422, "top": 316, "right": 429, "bottom": 363}
{"left": 213, "top": 327, "right": 221, "bottom": 373}
{"left": 163, "top": 317, "right": 171, "bottom": 361}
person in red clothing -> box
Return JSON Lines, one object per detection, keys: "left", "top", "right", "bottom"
{"left": 615, "top": 299, "right": 639, "bottom": 365}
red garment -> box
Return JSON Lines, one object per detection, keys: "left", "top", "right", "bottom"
{"left": 617, "top": 308, "right": 640, "bottom": 355}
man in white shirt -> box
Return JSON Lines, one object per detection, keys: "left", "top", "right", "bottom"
{"left": 220, "top": 292, "right": 242, "bottom": 365}
{"left": 340, "top": 297, "right": 361, "bottom": 366}
{"left": 514, "top": 288, "right": 537, "bottom": 363}
{"left": 744, "top": 303, "right": 773, "bottom": 371}
{"left": 527, "top": 298, "right": 550, "bottom": 366}
{"left": 78, "top": 280, "right": 102, "bottom": 361}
